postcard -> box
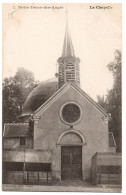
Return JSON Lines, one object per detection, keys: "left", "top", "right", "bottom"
{"left": 2, "top": 3, "right": 122, "bottom": 192}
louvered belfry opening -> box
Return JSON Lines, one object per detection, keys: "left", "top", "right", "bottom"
{"left": 58, "top": 56, "right": 80, "bottom": 88}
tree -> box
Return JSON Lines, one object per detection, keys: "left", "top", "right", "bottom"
{"left": 97, "top": 50, "right": 121, "bottom": 152}
{"left": 3, "top": 67, "right": 39, "bottom": 123}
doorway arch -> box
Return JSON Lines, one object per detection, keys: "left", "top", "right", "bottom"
{"left": 57, "top": 129, "right": 86, "bottom": 180}
{"left": 57, "top": 129, "right": 86, "bottom": 146}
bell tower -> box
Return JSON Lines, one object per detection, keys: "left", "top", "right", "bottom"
{"left": 57, "top": 13, "right": 80, "bottom": 89}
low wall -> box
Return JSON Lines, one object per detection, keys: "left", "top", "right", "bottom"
{"left": 92, "top": 152, "right": 122, "bottom": 185}
{"left": 3, "top": 171, "right": 52, "bottom": 184}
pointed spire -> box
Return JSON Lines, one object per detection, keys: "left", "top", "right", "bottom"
{"left": 62, "top": 9, "right": 75, "bottom": 58}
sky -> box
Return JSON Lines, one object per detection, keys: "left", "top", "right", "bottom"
{"left": 2, "top": 3, "right": 122, "bottom": 101}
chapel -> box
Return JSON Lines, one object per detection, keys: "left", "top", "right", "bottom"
{"left": 2, "top": 15, "right": 121, "bottom": 185}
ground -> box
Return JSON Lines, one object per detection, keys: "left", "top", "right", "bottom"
{"left": 2, "top": 182, "right": 122, "bottom": 192}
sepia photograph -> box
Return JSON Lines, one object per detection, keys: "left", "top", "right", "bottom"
{"left": 2, "top": 3, "right": 122, "bottom": 192}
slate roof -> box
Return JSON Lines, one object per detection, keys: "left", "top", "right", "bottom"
{"left": 3, "top": 123, "right": 31, "bottom": 138}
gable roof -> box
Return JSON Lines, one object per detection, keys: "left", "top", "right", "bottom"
{"left": 33, "top": 82, "right": 109, "bottom": 118}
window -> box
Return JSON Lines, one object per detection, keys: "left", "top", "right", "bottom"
{"left": 20, "top": 137, "right": 26, "bottom": 145}
{"left": 60, "top": 102, "right": 82, "bottom": 125}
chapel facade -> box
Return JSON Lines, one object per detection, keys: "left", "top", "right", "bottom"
{"left": 2, "top": 16, "right": 121, "bottom": 185}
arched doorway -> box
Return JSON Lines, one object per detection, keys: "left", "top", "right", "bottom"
{"left": 57, "top": 130, "right": 86, "bottom": 181}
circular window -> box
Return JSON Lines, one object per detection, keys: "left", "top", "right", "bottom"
{"left": 60, "top": 102, "right": 82, "bottom": 125}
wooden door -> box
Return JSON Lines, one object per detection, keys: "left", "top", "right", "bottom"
{"left": 61, "top": 146, "right": 82, "bottom": 180}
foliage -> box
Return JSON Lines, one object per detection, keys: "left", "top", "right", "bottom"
{"left": 3, "top": 67, "right": 39, "bottom": 123}
{"left": 97, "top": 50, "right": 121, "bottom": 152}
{"left": 97, "top": 95, "right": 107, "bottom": 110}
